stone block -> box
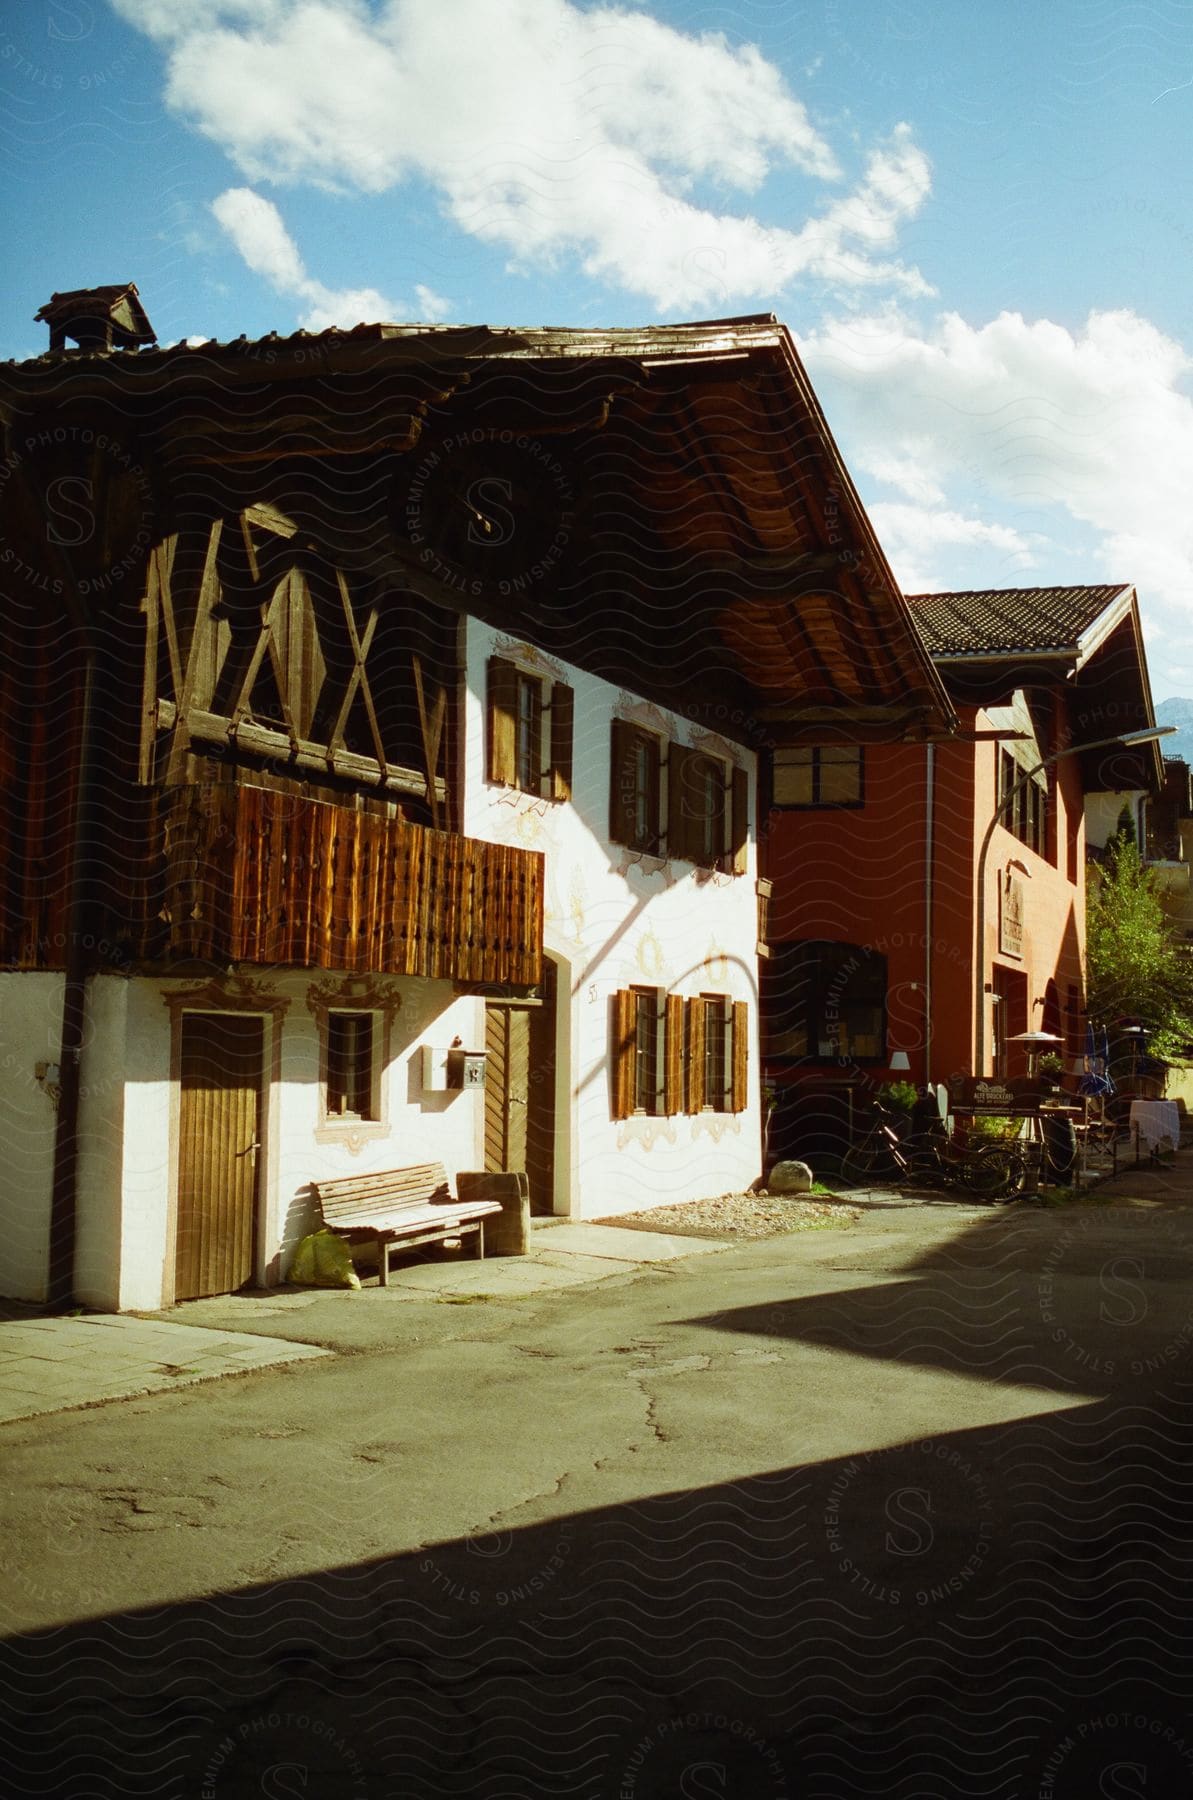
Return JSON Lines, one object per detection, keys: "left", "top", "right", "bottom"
{"left": 768, "top": 1160, "right": 813, "bottom": 1194}
{"left": 456, "top": 1171, "right": 531, "bottom": 1255}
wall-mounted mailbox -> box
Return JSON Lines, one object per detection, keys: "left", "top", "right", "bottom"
{"left": 447, "top": 1049, "right": 487, "bottom": 1090}
{"left": 422, "top": 1047, "right": 488, "bottom": 1092}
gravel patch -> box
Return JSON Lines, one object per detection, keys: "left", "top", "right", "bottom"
{"left": 594, "top": 1190, "right": 862, "bottom": 1240}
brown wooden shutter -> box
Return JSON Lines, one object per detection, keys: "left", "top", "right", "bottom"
{"left": 664, "top": 993, "right": 684, "bottom": 1114}
{"left": 668, "top": 743, "right": 695, "bottom": 861}
{"left": 685, "top": 996, "right": 705, "bottom": 1114}
{"left": 550, "top": 681, "right": 574, "bottom": 801}
{"left": 731, "top": 766, "right": 749, "bottom": 874}
{"left": 610, "top": 718, "right": 636, "bottom": 845}
{"left": 611, "top": 989, "right": 636, "bottom": 1121}
{"left": 731, "top": 1000, "right": 749, "bottom": 1112}
{"left": 487, "top": 657, "right": 518, "bottom": 784}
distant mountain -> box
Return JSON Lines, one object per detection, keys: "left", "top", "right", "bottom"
{"left": 1156, "top": 696, "right": 1193, "bottom": 765}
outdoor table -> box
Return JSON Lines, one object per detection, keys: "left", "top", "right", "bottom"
{"left": 1129, "top": 1099, "right": 1181, "bottom": 1162}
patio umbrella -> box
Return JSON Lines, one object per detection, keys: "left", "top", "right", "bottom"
{"left": 1079, "top": 1022, "right": 1115, "bottom": 1097}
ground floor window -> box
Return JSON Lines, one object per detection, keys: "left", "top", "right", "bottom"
{"left": 764, "top": 941, "right": 887, "bottom": 1064}
{"left": 701, "top": 993, "right": 734, "bottom": 1112}
{"left": 325, "top": 1010, "right": 378, "bottom": 1119}
{"left": 612, "top": 988, "right": 748, "bottom": 1118}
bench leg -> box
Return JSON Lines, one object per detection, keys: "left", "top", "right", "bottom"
{"left": 474, "top": 1221, "right": 485, "bottom": 1261}
{"left": 377, "top": 1235, "right": 389, "bottom": 1288}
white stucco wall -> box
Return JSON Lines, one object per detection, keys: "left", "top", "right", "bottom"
{"left": 30, "top": 968, "right": 488, "bottom": 1313}
{"left": 268, "top": 977, "right": 484, "bottom": 1281}
{"left": 0, "top": 972, "right": 64, "bottom": 1301}
{"left": 74, "top": 975, "right": 133, "bottom": 1311}
{"left": 463, "top": 621, "right": 763, "bottom": 1217}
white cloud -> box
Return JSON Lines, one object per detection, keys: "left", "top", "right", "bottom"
{"left": 867, "top": 503, "right": 1038, "bottom": 595}
{"left": 414, "top": 283, "right": 452, "bottom": 323}
{"left": 114, "top": 0, "right": 932, "bottom": 310}
{"left": 211, "top": 187, "right": 307, "bottom": 292}
{"left": 210, "top": 186, "right": 448, "bottom": 328}
{"left": 803, "top": 307, "right": 1193, "bottom": 650}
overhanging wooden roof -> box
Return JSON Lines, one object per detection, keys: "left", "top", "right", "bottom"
{"left": 0, "top": 314, "right": 955, "bottom": 741}
{"left": 909, "top": 584, "right": 1163, "bottom": 791}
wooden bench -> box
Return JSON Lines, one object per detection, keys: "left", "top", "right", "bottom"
{"left": 311, "top": 1162, "right": 502, "bottom": 1287}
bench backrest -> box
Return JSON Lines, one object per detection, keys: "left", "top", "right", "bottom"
{"left": 315, "top": 1162, "right": 451, "bottom": 1225}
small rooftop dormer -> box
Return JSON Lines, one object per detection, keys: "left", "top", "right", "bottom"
{"left": 34, "top": 283, "right": 156, "bottom": 353}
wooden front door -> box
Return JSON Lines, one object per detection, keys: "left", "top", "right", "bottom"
{"left": 484, "top": 965, "right": 557, "bottom": 1215}
{"left": 485, "top": 1003, "right": 529, "bottom": 1177}
{"left": 175, "top": 1013, "right": 264, "bottom": 1301}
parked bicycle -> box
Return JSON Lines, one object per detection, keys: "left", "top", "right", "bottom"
{"left": 841, "top": 1101, "right": 1032, "bottom": 1200}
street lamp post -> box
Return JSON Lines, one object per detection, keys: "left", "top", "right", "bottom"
{"left": 973, "top": 727, "right": 1176, "bottom": 1075}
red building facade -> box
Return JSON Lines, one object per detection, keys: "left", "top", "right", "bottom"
{"left": 762, "top": 586, "right": 1162, "bottom": 1162}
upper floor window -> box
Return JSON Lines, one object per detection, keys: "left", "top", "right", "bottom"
{"left": 675, "top": 752, "right": 728, "bottom": 864}
{"left": 998, "top": 747, "right": 1048, "bottom": 858}
{"left": 609, "top": 722, "right": 749, "bottom": 873}
{"left": 487, "top": 656, "right": 573, "bottom": 800}
{"left": 772, "top": 745, "right": 864, "bottom": 808}
{"left": 610, "top": 721, "right": 663, "bottom": 854}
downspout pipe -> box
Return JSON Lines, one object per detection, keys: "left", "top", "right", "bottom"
{"left": 47, "top": 568, "right": 100, "bottom": 1309}
{"left": 924, "top": 743, "right": 934, "bottom": 1089}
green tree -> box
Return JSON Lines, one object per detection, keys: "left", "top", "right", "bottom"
{"left": 1086, "top": 834, "right": 1193, "bottom": 1056}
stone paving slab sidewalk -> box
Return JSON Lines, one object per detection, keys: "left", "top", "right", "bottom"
{"left": 0, "top": 1220, "right": 732, "bottom": 1426}
{"left": 0, "top": 1314, "right": 330, "bottom": 1427}
{"left": 6, "top": 1152, "right": 1191, "bottom": 1430}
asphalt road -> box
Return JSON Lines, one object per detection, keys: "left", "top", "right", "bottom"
{"left": 3, "top": 1196, "right": 1193, "bottom": 1798}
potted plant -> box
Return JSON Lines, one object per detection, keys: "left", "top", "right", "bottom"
{"left": 1037, "top": 1051, "right": 1066, "bottom": 1096}
{"left": 879, "top": 1079, "right": 919, "bottom": 1117}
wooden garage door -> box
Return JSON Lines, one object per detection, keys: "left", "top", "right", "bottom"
{"left": 175, "top": 1013, "right": 264, "bottom": 1301}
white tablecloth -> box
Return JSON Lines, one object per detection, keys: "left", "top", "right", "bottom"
{"left": 1129, "top": 1099, "right": 1181, "bottom": 1154}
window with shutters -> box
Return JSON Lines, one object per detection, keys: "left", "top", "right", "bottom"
{"left": 632, "top": 987, "right": 663, "bottom": 1113}
{"left": 685, "top": 993, "right": 749, "bottom": 1114}
{"left": 612, "top": 989, "right": 748, "bottom": 1118}
{"left": 702, "top": 993, "right": 733, "bottom": 1112}
{"left": 609, "top": 723, "right": 749, "bottom": 874}
{"left": 325, "top": 1010, "right": 378, "bottom": 1120}
{"left": 487, "top": 655, "right": 574, "bottom": 800}
{"left": 772, "top": 745, "right": 864, "bottom": 807}
{"left": 673, "top": 748, "right": 727, "bottom": 864}
{"left": 609, "top": 720, "right": 663, "bottom": 854}
{"left": 611, "top": 988, "right": 686, "bottom": 1119}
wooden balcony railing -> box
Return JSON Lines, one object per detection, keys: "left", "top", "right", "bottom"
{"left": 142, "top": 783, "right": 543, "bottom": 985}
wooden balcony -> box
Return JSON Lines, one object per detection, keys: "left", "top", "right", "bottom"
{"left": 142, "top": 783, "right": 543, "bottom": 985}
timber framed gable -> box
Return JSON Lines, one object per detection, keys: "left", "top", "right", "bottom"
{"left": 141, "top": 505, "right": 453, "bottom": 823}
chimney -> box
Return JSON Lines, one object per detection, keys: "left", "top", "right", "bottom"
{"left": 34, "top": 282, "right": 156, "bottom": 353}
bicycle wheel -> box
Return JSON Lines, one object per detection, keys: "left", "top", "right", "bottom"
{"left": 966, "top": 1144, "right": 1029, "bottom": 1200}
{"left": 840, "top": 1130, "right": 900, "bottom": 1186}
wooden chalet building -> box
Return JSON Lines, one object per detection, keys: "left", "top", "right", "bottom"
{"left": 0, "top": 299, "right": 952, "bottom": 1309}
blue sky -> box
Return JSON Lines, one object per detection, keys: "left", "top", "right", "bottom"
{"left": 3, "top": 0, "right": 1192, "bottom": 698}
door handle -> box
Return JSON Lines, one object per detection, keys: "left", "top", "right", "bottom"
{"left": 237, "top": 1139, "right": 261, "bottom": 1157}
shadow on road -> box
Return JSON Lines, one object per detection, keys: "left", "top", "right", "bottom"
{"left": 4, "top": 1198, "right": 1193, "bottom": 1797}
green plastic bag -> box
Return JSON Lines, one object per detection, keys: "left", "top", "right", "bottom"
{"left": 288, "top": 1228, "right": 361, "bottom": 1289}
